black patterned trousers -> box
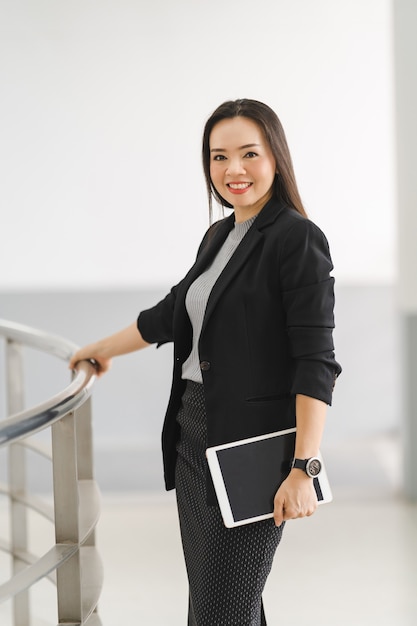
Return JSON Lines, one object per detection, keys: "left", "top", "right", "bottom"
{"left": 175, "top": 381, "right": 284, "bottom": 626}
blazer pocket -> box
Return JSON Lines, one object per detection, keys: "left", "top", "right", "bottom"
{"left": 246, "top": 393, "right": 291, "bottom": 403}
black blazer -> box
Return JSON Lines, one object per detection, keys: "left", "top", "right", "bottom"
{"left": 138, "top": 197, "right": 341, "bottom": 501}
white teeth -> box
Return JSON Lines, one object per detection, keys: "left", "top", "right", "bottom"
{"left": 228, "top": 183, "right": 251, "bottom": 189}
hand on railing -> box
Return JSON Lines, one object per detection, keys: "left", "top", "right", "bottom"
{"left": 69, "top": 344, "right": 113, "bottom": 378}
{"left": 69, "top": 321, "right": 151, "bottom": 378}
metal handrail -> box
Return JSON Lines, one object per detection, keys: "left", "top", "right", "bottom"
{"left": 0, "top": 318, "right": 96, "bottom": 446}
{"left": 0, "top": 318, "right": 102, "bottom": 626}
{"left": 0, "top": 361, "right": 95, "bottom": 447}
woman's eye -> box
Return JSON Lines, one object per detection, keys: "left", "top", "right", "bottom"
{"left": 244, "top": 151, "right": 257, "bottom": 158}
{"left": 213, "top": 154, "right": 226, "bottom": 161}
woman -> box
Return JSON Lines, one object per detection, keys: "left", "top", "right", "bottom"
{"left": 69, "top": 99, "right": 341, "bottom": 625}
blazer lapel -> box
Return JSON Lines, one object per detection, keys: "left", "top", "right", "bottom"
{"left": 200, "top": 225, "right": 263, "bottom": 335}
{"left": 175, "top": 197, "right": 286, "bottom": 341}
{"left": 184, "top": 214, "right": 234, "bottom": 286}
{"left": 173, "top": 213, "right": 235, "bottom": 323}
{"left": 201, "top": 198, "right": 285, "bottom": 335}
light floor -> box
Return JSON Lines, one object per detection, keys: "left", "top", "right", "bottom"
{"left": 1, "top": 441, "right": 417, "bottom": 625}
{"left": 97, "top": 489, "right": 417, "bottom": 626}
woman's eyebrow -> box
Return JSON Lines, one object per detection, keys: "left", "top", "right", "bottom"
{"left": 210, "top": 143, "right": 261, "bottom": 153}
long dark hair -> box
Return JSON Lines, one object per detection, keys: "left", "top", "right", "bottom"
{"left": 202, "top": 99, "right": 307, "bottom": 220}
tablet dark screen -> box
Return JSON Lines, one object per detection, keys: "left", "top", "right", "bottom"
{"left": 215, "top": 431, "right": 296, "bottom": 522}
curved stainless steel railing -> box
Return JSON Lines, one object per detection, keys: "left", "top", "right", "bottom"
{"left": 0, "top": 319, "right": 102, "bottom": 625}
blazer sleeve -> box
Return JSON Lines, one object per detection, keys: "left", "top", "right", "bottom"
{"left": 137, "top": 284, "right": 178, "bottom": 346}
{"left": 279, "top": 218, "right": 342, "bottom": 405}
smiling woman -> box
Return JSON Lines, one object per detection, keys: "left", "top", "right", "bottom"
{"left": 69, "top": 99, "right": 341, "bottom": 626}
{"left": 209, "top": 117, "right": 277, "bottom": 222}
{"left": 202, "top": 99, "right": 307, "bottom": 224}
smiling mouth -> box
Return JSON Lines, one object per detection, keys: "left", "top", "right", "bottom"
{"left": 227, "top": 183, "right": 252, "bottom": 190}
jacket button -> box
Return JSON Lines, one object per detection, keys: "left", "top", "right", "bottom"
{"left": 200, "top": 361, "right": 211, "bottom": 371}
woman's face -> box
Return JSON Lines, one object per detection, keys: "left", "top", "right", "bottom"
{"left": 209, "top": 116, "right": 276, "bottom": 222}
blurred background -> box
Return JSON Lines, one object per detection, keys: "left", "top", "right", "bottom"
{"left": 0, "top": 0, "right": 416, "bottom": 624}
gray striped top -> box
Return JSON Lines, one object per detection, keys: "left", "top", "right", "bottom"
{"left": 182, "top": 214, "right": 257, "bottom": 383}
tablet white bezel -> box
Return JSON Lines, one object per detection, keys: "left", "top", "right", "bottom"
{"left": 206, "top": 428, "right": 333, "bottom": 528}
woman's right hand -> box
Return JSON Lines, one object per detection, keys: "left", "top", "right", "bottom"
{"left": 68, "top": 343, "right": 112, "bottom": 377}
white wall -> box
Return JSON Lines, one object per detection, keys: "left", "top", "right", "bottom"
{"left": 0, "top": 0, "right": 394, "bottom": 289}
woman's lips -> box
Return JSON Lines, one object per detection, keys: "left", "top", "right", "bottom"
{"left": 227, "top": 182, "right": 252, "bottom": 194}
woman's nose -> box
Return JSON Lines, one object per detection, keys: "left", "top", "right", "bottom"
{"left": 226, "top": 158, "right": 246, "bottom": 176}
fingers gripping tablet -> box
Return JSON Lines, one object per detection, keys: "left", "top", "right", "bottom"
{"left": 206, "top": 428, "right": 332, "bottom": 528}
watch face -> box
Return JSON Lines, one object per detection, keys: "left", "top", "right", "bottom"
{"left": 307, "top": 458, "right": 322, "bottom": 477}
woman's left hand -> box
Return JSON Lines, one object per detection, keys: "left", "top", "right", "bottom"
{"left": 273, "top": 469, "right": 318, "bottom": 527}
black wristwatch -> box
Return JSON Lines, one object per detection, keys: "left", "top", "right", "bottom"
{"left": 292, "top": 457, "right": 322, "bottom": 478}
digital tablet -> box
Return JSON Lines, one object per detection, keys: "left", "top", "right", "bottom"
{"left": 206, "top": 428, "right": 333, "bottom": 528}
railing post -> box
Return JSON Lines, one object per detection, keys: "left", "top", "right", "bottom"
{"left": 51, "top": 411, "right": 82, "bottom": 623}
{"left": 76, "top": 396, "right": 96, "bottom": 549}
{"left": 6, "top": 339, "right": 30, "bottom": 626}
{"left": 75, "top": 396, "right": 101, "bottom": 619}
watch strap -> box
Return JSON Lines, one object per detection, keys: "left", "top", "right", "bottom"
{"left": 292, "top": 458, "right": 307, "bottom": 471}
